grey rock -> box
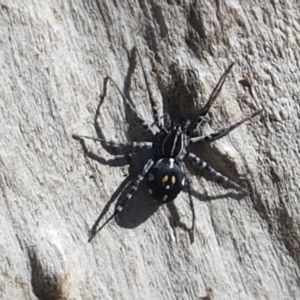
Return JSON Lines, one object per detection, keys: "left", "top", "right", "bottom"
{"left": 1, "top": 1, "right": 299, "bottom": 300}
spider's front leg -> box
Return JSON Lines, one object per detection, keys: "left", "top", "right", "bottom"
{"left": 199, "top": 63, "right": 235, "bottom": 117}
{"left": 88, "top": 158, "right": 154, "bottom": 242}
{"left": 186, "top": 152, "right": 249, "bottom": 194}
{"left": 184, "top": 63, "right": 235, "bottom": 134}
{"left": 189, "top": 108, "right": 263, "bottom": 145}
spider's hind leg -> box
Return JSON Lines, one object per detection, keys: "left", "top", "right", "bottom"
{"left": 186, "top": 152, "right": 249, "bottom": 194}
{"left": 88, "top": 158, "right": 154, "bottom": 242}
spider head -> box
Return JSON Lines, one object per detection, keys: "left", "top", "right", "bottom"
{"left": 154, "top": 125, "right": 188, "bottom": 159}
{"left": 146, "top": 158, "right": 186, "bottom": 203}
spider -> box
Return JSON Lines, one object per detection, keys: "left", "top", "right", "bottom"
{"left": 73, "top": 47, "right": 262, "bottom": 243}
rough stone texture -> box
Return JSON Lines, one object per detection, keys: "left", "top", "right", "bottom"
{"left": 0, "top": 1, "right": 299, "bottom": 300}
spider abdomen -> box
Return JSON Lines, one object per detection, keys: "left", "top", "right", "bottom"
{"left": 146, "top": 158, "right": 186, "bottom": 203}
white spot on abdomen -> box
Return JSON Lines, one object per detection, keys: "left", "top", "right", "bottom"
{"left": 169, "top": 158, "right": 174, "bottom": 169}
{"left": 181, "top": 178, "right": 185, "bottom": 187}
{"left": 148, "top": 172, "right": 155, "bottom": 181}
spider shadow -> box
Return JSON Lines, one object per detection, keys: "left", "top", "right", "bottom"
{"left": 93, "top": 47, "right": 152, "bottom": 157}
{"left": 114, "top": 180, "right": 161, "bottom": 229}
{"left": 165, "top": 184, "right": 246, "bottom": 238}
{"left": 76, "top": 135, "right": 160, "bottom": 236}
{"left": 107, "top": 150, "right": 160, "bottom": 230}
{"left": 171, "top": 141, "right": 248, "bottom": 234}
{"left": 80, "top": 48, "right": 162, "bottom": 238}
{"left": 75, "top": 137, "right": 129, "bottom": 167}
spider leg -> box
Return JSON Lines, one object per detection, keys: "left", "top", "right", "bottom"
{"left": 88, "top": 158, "right": 154, "bottom": 242}
{"left": 200, "top": 63, "right": 235, "bottom": 117}
{"left": 186, "top": 152, "right": 249, "bottom": 194}
{"left": 102, "top": 75, "right": 157, "bottom": 136}
{"left": 186, "top": 63, "right": 235, "bottom": 134}
{"left": 133, "top": 47, "right": 163, "bottom": 130}
{"left": 189, "top": 108, "right": 262, "bottom": 145}
{"left": 72, "top": 134, "right": 152, "bottom": 151}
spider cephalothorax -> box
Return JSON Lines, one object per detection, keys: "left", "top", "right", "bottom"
{"left": 73, "top": 47, "right": 262, "bottom": 242}
{"left": 153, "top": 124, "right": 188, "bottom": 159}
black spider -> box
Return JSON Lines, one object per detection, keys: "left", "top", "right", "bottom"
{"left": 73, "top": 47, "right": 262, "bottom": 243}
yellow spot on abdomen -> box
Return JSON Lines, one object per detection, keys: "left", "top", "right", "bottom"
{"left": 162, "top": 175, "right": 169, "bottom": 183}
{"left": 171, "top": 176, "right": 176, "bottom": 185}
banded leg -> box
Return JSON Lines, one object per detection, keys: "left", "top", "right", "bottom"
{"left": 186, "top": 152, "right": 249, "bottom": 194}
{"left": 189, "top": 108, "right": 262, "bottom": 145}
{"left": 88, "top": 158, "right": 154, "bottom": 242}
{"left": 186, "top": 63, "right": 235, "bottom": 134}
{"left": 102, "top": 75, "right": 157, "bottom": 136}
{"left": 134, "top": 47, "right": 163, "bottom": 130}
{"left": 72, "top": 134, "right": 152, "bottom": 151}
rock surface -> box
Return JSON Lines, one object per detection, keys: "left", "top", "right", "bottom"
{"left": 0, "top": 1, "right": 299, "bottom": 299}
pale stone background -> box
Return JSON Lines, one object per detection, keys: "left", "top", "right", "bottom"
{"left": 0, "top": 1, "right": 299, "bottom": 299}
